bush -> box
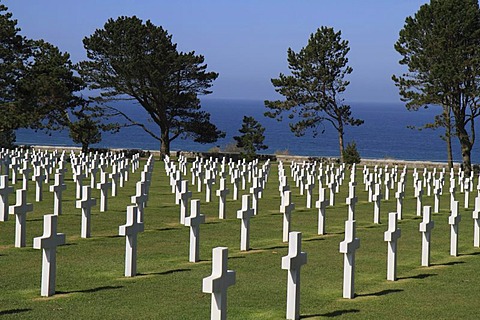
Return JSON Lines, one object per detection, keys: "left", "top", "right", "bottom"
{"left": 343, "top": 141, "right": 361, "bottom": 164}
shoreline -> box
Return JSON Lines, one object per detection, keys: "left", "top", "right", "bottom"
{"left": 23, "top": 144, "right": 460, "bottom": 169}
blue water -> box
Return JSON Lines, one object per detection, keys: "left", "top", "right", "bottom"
{"left": 15, "top": 99, "right": 479, "bottom": 162}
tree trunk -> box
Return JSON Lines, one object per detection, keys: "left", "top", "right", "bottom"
{"left": 445, "top": 114, "right": 453, "bottom": 170}
{"left": 456, "top": 125, "right": 472, "bottom": 174}
{"left": 338, "top": 126, "right": 345, "bottom": 163}
{"left": 160, "top": 131, "right": 170, "bottom": 159}
{"left": 82, "top": 143, "right": 89, "bottom": 154}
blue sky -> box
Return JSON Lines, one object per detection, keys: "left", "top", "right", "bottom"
{"left": 4, "top": 0, "right": 428, "bottom": 103}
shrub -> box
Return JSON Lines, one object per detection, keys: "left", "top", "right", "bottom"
{"left": 343, "top": 141, "right": 361, "bottom": 164}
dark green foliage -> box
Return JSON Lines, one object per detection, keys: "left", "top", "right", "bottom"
{"left": 68, "top": 102, "right": 119, "bottom": 153}
{"left": 78, "top": 16, "right": 224, "bottom": 157}
{"left": 0, "top": 129, "right": 15, "bottom": 149}
{"left": 233, "top": 116, "right": 268, "bottom": 161}
{"left": 342, "top": 141, "right": 361, "bottom": 165}
{"left": 265, "top": 26, "right": 363, "bottom": 162}
{"left": 0, "top": 3, "right": 83, "bottom": 134}
{"left": 393, "top": 0, "right": 480, "bottom": 173}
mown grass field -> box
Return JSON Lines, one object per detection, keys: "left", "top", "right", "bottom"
{"left": 1, "top": 158, "right": 480, "bottom": 319}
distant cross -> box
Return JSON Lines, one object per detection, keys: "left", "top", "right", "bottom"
{"left": 204, "top": 170, "right": 215, "bottom": 203}
{"left": 250, "top": 177, "right": 262, "bottom": 215}
{"left": 119, "top": 205, "right": 144, "bottom": 277}
{"left": 474, "top": 196, "right": 480, "bottom": 247}
{"left": 96, "top": 171, "right": 111, "bottom": 212}
{"left": 20, "top": 162, "right": 32, "bottom": 190}
{"left": 33, "top": 214, "right": 66, "bottom": 297}
{"left": 346, "top": 182, "right": 357, "bottom": 221}
{"left": 0, "top": 175, "right": 13, "bottom": 221}
{"left": 76, "top": 185, "right": 97, "bottom": 238}
{"left": 131, "top": 181, "right": 147, "bottom": 223}
{"left": 395, "top": 182, "right": 404, "bottom": 220}
{"left": 9, "top": 188, "right": 33, "bottom": 247}
{"left": 415, "top": 180, "right": 423, "bottom": 216}
{"left": 372, "top": 184, "right": 382, "bottom": 224}
{"left": 32, "top": 168, "right": 46, "bottom": 202}
{"left": 281, "top": 232, "right": 307, "bottom": 320}
{"left": 185, "top": 199, "right": 206, "bottom": 262}
{"left": 448, "top": 200, "right": 461, "bottom": 256}
{"left": 216, "top": 178, "right": 229, "bottom": 219}
{"left": 74, "top": 172, "right": 86, "bottom": 200}
{"left": 49, "top": 173, "right": 67, "bottom": 215}
{"left": 237, "top": 194, "right": 255, "bottom": 251}
{"left": 178, "top": 180, "right": 192, "bottom": 225}
{"left": 202, "top": 247, "right": 236, "bottom": 320}
{"left": 384, "top": 212, "right": 401, "bottom": 281}
{"left": 419, "top": 206, "right": 434, "bottom": 267}
{"left": 109, "top": 165, "right": 120, "bottom": 197}
{"left": 315, "top": 187, "right": 329, "bottom": 235}
{"left": 282, "top": 191, "right": 295, "bottom": 243}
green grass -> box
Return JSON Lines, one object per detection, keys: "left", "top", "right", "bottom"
{"left": 1, "top": 159, "right": 480, "bottom": 319}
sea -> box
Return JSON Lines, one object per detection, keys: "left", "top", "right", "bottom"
{"left": 15, "top": 99, "right": 480, "bottom": 163}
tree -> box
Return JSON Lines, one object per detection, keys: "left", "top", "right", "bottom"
{"left": 265, "top": 26, "right": 363, "bottom": 162}
{"left": 78, "top": 16, "right": 224, "bottom": 158}
{"left": 233, "top": 116, "right": 268, "bottom": 160}
{"left": 342, "top": 141, "right": 361, "bottom": 165}
{"left": 68, "top": 102, "right": 119, "bottom": 153}
{"left": 393, "top": 0, "right": 480, "bottom": 173}
{"left": 0, "top": 3, "right": 83, "bottom": 136}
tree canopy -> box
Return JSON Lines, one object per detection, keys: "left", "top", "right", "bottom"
{"left": 233, "top": 116, "right": 268, "bottom": 161}
{"left": 0, "top": 3, "right": 83, "bottom": 147}
{"left": 78, "top": 16, "right": 224, "bottom": 157}
{"left": 265, "top": 26, "right": 363, "bottom": 162}
{"left": 393, "top": 0, "right": 480, "bottom": 173}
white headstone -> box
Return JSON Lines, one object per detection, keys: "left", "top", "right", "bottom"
{"left": 448, "top": 200, "right": 461, "bottom": 256}
{"left": 76, "top": 185, "right": 96, "bottom": 238}
{"left": 185, "top": 199, "right": 205, "bottom": 262}
{"left": 237, "top": 194, "right": 255, "bottom": 251}
{"left": 384, "top": 212, "right": 401, "bottom": 281}
{"left": 9, "top": 188, "right": 33, "bottom": 247}
{"left": 202, "top": 247, "right": 236, "bottom": 320}
{"left": 33, "top": 214, "right": 66, "bottom": 297}
{"left": 339, "top": 219, "right": 360, "bottom": 299}
{"left": 216, "top": 178, "right": 229, "bottom": 219}
{"left": 0, "top": 175, "right": 13, "bottom": 221}
{"left": 281, "top": 231, "right": 307, "bottom": 320}
{"left": 119, "top": 205, "right": 144, "bottom": 277}
{"left": 419, "top": 206, "right": 434, "bottom": 266}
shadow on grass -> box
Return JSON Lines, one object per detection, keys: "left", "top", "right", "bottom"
{"left": 152, "top": 227, "right": 178, "bottom": 232}
{"left": 301, "top": 309, "right": 360, "bottom": 318}
{"left": 304, "top": 238, "right": 324, "bottom": 243}
{"left": 398, "top": 273, "right": 437, "bottom": 280}
{"left": 0, "top": 308, "right": 31, "bottom": 316}
{"left": 459, "top": 251, "right": 480, "bottom": 257}
{"left": 431, "top": 261, "right": 465, "bottom": 267}
{"left": 137, "top": 268, "right": 191, "bottom": 277}
{"left": 260, "top": 244, "right": 288, "bottom": 250}
{"left": 58, "top": 285, "right": 123, "bottom": 294}
{"left": 356, "top": 289, "right": 403, "bottom": 297}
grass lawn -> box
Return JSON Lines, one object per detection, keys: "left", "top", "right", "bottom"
{"left": 1, "top": 158, "right": 480, "bottom": 319}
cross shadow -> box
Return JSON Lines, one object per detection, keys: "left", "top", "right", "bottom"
{"left": 152, "top": 227, "right": 178, "bottom": 232}
{"left": 398, "top": 273, "right": 437, "bottom": 280}
{"left": 57, "top": 285, "right": 123, "bottom": 295}
{"left": 137, "top": 268, "right": 191, "bottom": 276}
{"left": 260, "top": 244, "right": 288, "bottom": 250}
{"left": 0, "top": 308, "right": 31, "bottom": 316}
{"left": 301, "top": 309, "right": 360, "bottom": 318}
{"left": 304, "top": 238, "right": 324, "bottom": 243}
{"left": 459, "top": 251, "right": 480, "bottom": 257}
{"left": 356, "top": 289, "right": 403, "bottom": 297}
{"left": 431, "top": 261, "right": 465, "bottom": 267}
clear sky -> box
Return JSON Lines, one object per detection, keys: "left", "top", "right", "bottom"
{"left": 3, "top": 0, "right": 428, "bottom": 103}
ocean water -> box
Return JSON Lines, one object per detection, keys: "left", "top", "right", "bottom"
{"left": 15, "top": 98, "right": 479, "bottom": 162}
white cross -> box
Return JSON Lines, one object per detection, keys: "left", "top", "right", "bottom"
{"left": 76, "top": 185, "right": 97, "bottom": 238}
{"left": 315, "top": 187, "right": 329, "bottom": 235}
{"left": 131, "top": 181, "right": 147, "bottom": 223}
{"left": 250, "top": 177, "right": 262, "bottom": 215}
{"left": 20, "top": 162, "right": 32, "bottom": 190}
{"left": 49, "top": 173, "right": 66, "bottom": 215}
{"left": 96, "top": 171, "right": 111, "bottom": 212}
{"left": 32, "top": 168, "right": 46, "bottom": 202}
{"left": 346, "top": 182, "right": 357, "bottom": 221}
{"left": 384, "top": 212, "right": 401, "bottom": 281}
{"left": 281, "top": 190, "right": 295, "bottom": 243}
{"left": 448, "top": 200, "right": 461, "bottom": 256}
{"left": 474, "top": 196, "right": 480, "bottom": 247}
{"left": 419, "top": 206, "right": 434, "bottom": 267}
{"left": 339, "top": 219, "right": 360, "bottom": 299}
{"left": 372, "top": 184, "right": 382, "bottom": 224}
{"left": 109, "top": 166, "right": 120, "bottom": 197}
{"left": 9, "top": 188, "right": 33, "bottom": 247}
{"left": 119, "top": 205, "right": 144, "bottom": 277}
{"left": 0, "top": 175, "right": 13, "bottom": 221}
{"left": 204, "top": 170, "right": 215, "bottom": 203}
{"left": 415, "top": 180, "right": 423, "bottom": 216}
{"left": 185, "top": 199, "right": 205, "bottom": 262}
{"left": 395, "top": 182, "right": 404, "bottom": 220}
{"left": 74, "top": 172, "right": 86, "bottom": 200}
{"left": 237, "top": 194, "right": 254, "bottom": 251}
{"left": 33, "top": 214, "right": 66, "bottom": 297}
{"left": 178, "top": 180, "right": 192, "bottom": 225}
{"left": 216, "top": 178, "right": 229, "bottom": 219}
{"left": 281, "top": 231, "right": 307, "bottom": 320}
{"left": 202, "top": 247, "right": 236, "bottom": 320}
